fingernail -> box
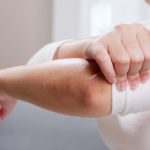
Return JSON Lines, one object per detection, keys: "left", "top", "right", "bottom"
{"left": 141, "top": 74, "right": 149, "bottom": 83}
{"left": 116, "top": 81, "right": 127, "bottom": 91}
{"left": 129, "top": 79, "right": 139, "bottom": 90}
{"left": 112, "top": 78, "right": 117, "bottom": 84}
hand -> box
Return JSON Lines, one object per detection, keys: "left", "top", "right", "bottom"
{"left": 83, "top": 23, "right": 150, "bottom": 90}
{"left": 145, "top": 0, "right": 150, "bottom": 5}
{"left": 0, "top": 92, "right": 17, "bottom": 120}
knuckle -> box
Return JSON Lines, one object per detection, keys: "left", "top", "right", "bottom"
{"left": 98, "top": 54, "right": 108, "bottom": 64}
{"left": 92, "top": 45, "right": 101, "bottom": 57}
{"left": 131, "top": 23, "right": 144, "bottom": 31}
{"left": 117, "top": 76, "right": 127, "bottom": 82}
{"left": 132, "top": 23, "right": 143, "bottom": 28}
{"left": 115, "top": 23, "right": 143, "bottom": 32}
{"left": 115, "top": 23, "right": 128, "bottom": 31}
{"left": 128, "top": 74, "right": 139, "bottom": 80}
{"left": 93, "top": 47, "right": 108, "bottom": 63}
{"left": 115, "top": 55, "right": 130, "bottom": 65}
{"left": 130, "top": 54, "right": 144, "bottom": 64}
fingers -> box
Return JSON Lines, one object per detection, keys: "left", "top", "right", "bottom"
{"left": 89, "top": 43, "right": 117, "bottom": 84}
{"left": 0, "top": 108, "right": 12, "bottom": 120}
{"left": 0, "top": 96, "right": 16, "bottom": 120}
{"left": 106, "top": 31, "right": 130, "bottom": 90}
{"left": 136, "top": 27, "right": 150, "bottom": 83}
{"left": 0, "top": 104, "right": 15, "bottom": 120}
{"left": 85, "top": 23, "right": 150, "bottom": 91}
{"left": 118, "top": 24, "right": 144, "bottom": 89}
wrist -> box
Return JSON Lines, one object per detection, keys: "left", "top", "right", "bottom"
{"left": 54, "top": 38, "right": 92, "bottom": 59}
{"left": 0, "top": 66, "right": 25, "bottom": 96}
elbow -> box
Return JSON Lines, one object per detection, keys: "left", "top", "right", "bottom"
{"left": 82, "top": 74, "right": 112, "bottom": 117}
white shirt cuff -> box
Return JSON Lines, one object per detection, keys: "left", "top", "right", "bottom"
{"left": 111, "top": 84, "right": 126, "bottom": 115}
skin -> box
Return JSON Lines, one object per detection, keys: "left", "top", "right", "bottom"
{"left": 0, "top": 59, "right": 111, "bottom": 118}
{"left": 0, "top": 0, "right": 150, "bottom": 119}
{"left": 0, "top": 93, "right": 16, "bottom": 120}
{"left": 56, "top": 24, "right": 150, "bottom": 91}
{"left": 145, "top": 0, "right": 150, "bottom": 4}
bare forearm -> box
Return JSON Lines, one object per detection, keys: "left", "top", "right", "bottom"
{"left": 0, "top": 59, "right": 111, "bottom": 117}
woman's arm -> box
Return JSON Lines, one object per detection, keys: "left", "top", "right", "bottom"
{"left": 0, "top": 59, "right": 111, "bottom": 117}
{"left": 55, "top": 23, "right": 150, "bottom": 91}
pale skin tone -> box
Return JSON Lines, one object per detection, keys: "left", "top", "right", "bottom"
{"left": 0, "top": 0, "right": 150, "bottom": 120}
{"left": 56, "top": 24, "right": 150, "bottom": 90}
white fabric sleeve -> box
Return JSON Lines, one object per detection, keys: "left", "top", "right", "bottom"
{"left": 27, "top": 40, "right": 72, "bottom": 65}
{"left": 111, "top": 85, "right": 126, "bottom": 115}
{"left": 111, "top": 81, "right": 150, "bottom": 116}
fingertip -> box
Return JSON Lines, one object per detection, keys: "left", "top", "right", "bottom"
{"left": 116, "top": 80, "right": 128, "bottom": 91}
{"left": 128, "top": 75, "right": 140, "bottom": 90}
{"left": 112, "top": 78, "right": 117, "bottom": 84}
{"left": 140, "top": 72, "right": 150, "bottom": 83}
{"left": 0, "top": 115, "right": 4, "bottom": 122}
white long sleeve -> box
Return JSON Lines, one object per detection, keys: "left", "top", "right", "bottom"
{"left": 27, "top": 41, "right": 67, "bottom": 65}
{"left": 111, "top": 84, "right": 126, "bottom": 115}
{"left": 111, "top": 81, "right": 150, "bottom": 115}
